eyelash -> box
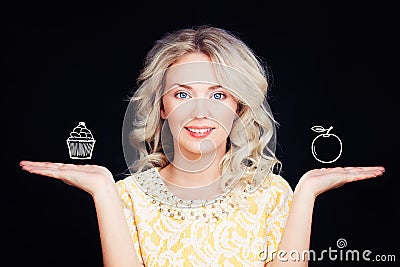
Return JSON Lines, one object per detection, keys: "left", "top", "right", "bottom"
{"left": 174, "top": 91, "right": 227, "bottom": 100}
{"left": 212, "top": 92, "right": 226, "bottom": 100}
{"left": 175, "top": 91, "right": 189, "bottom": 99}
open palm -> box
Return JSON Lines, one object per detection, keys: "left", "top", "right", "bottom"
{"left": 20, "top": 161, "right": 115, "bottom": 196}
{"left": 296, "top": 166, "right": 385, "bottom": 197}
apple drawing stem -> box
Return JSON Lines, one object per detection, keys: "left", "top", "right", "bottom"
{"left": 323, "top": 126, "right": 333, "bottom": 136}
{"left": 311, "top": 125, "right": 343, "bottom": 163}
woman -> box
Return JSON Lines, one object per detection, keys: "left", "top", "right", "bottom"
{"left": 20, "top": 25, "right": 384, "bottom": 267}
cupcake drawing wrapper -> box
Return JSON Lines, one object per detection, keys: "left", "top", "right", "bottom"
{"left": 66, "top": 122, "right": 96, "bottom": 159}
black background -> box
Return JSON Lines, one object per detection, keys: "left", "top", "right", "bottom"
{"left": 3, "top": 1, "right": 399, "bottom": 266}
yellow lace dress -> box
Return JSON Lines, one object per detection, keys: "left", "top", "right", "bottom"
{"left": 116, "top": 168, "right": 293, "bottom": 267}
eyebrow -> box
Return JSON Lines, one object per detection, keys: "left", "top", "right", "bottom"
{"left": 169, "top": 83, "right": 223, "bottom": 90}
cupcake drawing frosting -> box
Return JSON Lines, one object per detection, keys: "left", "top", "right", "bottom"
{"left": 66, "top": 122, "right": 96, "bottom": 159}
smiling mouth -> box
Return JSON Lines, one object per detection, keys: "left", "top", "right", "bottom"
{"left": 184, "top": 127, "right": 215, "bottom": 138}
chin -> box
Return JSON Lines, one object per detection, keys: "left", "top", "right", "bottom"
{"left": 178, "top": 141, "right": 214, "bottom": 156}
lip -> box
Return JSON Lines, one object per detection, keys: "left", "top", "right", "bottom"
{"left": 184, "top": 126, "right": 215, "bottom": 139}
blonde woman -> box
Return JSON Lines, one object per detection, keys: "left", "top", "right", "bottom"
{"left": 20, "top": 25, "right": 384, "bottom": 267}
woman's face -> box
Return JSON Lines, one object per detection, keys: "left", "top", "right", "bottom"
{"left": 161, "top": 53, "right": 238, "bottom": 160}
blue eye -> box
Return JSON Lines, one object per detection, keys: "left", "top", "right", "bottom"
{"left": 176, "top": 92, "right": 189, "bottom": 99}
{"left": 212, "top": 92, "right": 226, "bottom": 100}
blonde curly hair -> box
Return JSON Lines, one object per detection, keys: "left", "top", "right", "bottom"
{"left": 128, "top": 25, "right": 280, "bottom": 193}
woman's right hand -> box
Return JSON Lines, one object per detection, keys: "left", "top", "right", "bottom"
{"left": 20, "top": 160, "right": 115, "bottom": 196}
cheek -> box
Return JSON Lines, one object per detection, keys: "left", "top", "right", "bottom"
{"left": 163, "top": 103, "right": 184, "bottom": 122}
{"left": 211, "top": 101, "right": 238, "bottom": 131}
{"left": 161, "top": 98, "right": 175, "bottom": 119}
{"left": 162, "top": 102, "right": 188, "bottom": 137}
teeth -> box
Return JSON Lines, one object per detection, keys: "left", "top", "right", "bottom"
{"left": 187, "top": 128, "right": 213, "bottom": 133}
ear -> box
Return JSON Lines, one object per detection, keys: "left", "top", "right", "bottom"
{"left": 160, "top": 100, "right": 167, "bottom": 119}
{"left": 235, "top": 102, "right": 243, "bottom": 120}
{"left": 160, "top": 108, "right": 167, "bottom": 119}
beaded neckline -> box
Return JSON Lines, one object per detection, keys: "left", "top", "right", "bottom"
{"left": 133, "top": 167, "right": 251, "bottom": 223}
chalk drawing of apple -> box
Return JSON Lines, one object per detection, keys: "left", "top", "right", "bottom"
{"left": 311, "top": 126, "right": 343, "bottom": 163}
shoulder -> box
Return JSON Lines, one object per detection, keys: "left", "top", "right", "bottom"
{"left": 114, "top": 168, "right": 158, "bottom": 208}
{"left": 115, "top": 167, "right": 159, "bottom": 195}
{"left": 115, "top": 174, "right": 134, "bottom": 192}
{"left": 262, "top": 172, "right": 293, "bottom": 195}
{"left": 255, "top": 172, "right": 294, "bottom": 210}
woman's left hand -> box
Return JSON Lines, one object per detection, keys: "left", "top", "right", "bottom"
{"left": 295, "top": 166, "right": 385, "bottom": 198}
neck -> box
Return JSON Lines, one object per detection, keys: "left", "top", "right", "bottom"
{"left": 162, "top": 154, "right": 225, "bottom": 200}
{"left": 161, "top": 147, "right": 227, "bottom": 188}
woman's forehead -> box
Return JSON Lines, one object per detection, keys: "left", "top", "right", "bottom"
{"left": 165, "top": 61, "right": 219, "bottom": 89}
{"left": 172, "top": 52, "right": 211, "bottom": 65}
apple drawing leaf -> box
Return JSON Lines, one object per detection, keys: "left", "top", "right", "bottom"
{"left": 311, "top": 126, "right": 326, "bottom": 133}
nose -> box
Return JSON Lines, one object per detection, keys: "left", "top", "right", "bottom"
{"left": 191, "top": 98, "right": 211, "bottom": 119}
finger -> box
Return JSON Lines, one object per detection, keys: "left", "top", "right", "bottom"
{"left": 340, "top": 170, "right": 383, "bottom": 183}
{"left": 25, "top": 167, "right": 84, "bottom": 188}
{"left": 319, "top": 166, "right": 385, "bottom": 176}
{"left": 345, "top": 169, "right": 385, "bottom": 178}
{"left": 20, "top": 161, "right": 66, "bottom": 168}
{"left": 21, "top": 163, "right": 60, "bottom": 173}
{"left": 344, "top": 166, "right": 385, "bottom": 172}
{"left": 24, "top": 167, "right": 82, "bottom": 182}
